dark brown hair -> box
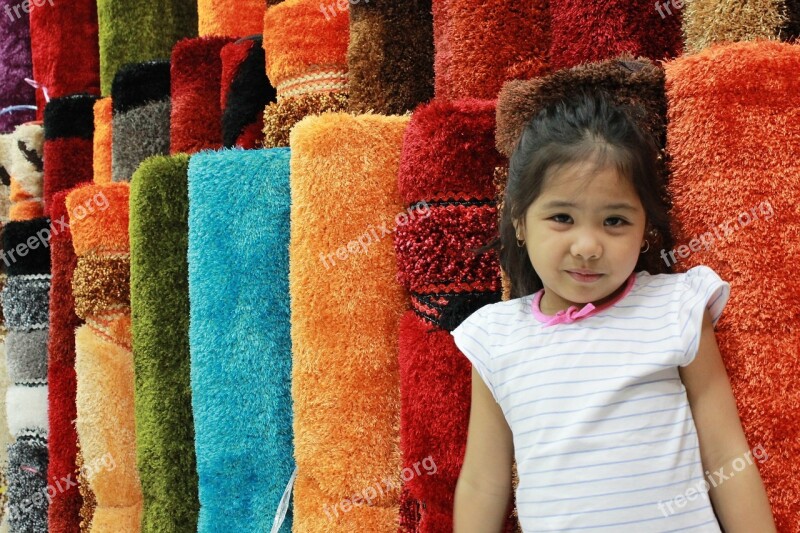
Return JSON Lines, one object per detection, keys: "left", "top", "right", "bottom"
{"left": 479, "top": 89, "right": 673, "bottom": 299}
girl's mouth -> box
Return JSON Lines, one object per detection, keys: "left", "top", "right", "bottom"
{"left": 567, "top": 271, "right": 603, "bottom": 283}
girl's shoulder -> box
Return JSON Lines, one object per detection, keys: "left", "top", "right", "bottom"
{"left": 634, "top": 264, "right": 728, "bottom": 294}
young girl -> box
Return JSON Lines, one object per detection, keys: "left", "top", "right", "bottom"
{"left": 452, "top": 90, "right": 776, "bottom": 532}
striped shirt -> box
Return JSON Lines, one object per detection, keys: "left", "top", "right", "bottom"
{"left": 452, "top": 265, "right": 730, "bottom": 532}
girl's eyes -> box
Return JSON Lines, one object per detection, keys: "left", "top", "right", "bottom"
{"left": 604, "top": 217, "right": 629, "bottom": 227}
{"left": 548, "top": 215, "right": 629, "bottom": 227}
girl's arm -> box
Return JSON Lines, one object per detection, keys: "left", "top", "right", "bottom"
{"left": 679, "top": 309, "right": 777, "bottom": 533}
{"left": 454, "top": 366, "right": 515, "bottom": 532}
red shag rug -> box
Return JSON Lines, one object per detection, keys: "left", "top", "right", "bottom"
{"left": 664, "top": 40, "right": 800, "bottom": 531}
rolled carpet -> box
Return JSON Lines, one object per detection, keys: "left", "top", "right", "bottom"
{"left": 96, "top": 0, "right": 197, "bottom": 95}
{"left": 432, "top": 0, "right": 549, "bottom": 100}
{"left": 170, "top": 37, "right": 235, "bottom": 154}
{"left": 0, "top": 0, "right": 36, "bottom": 133}
{"left": 663, "top": 40, "right": 800, "bottom": 531}
{"left": 130, "top": 155, "right": 199, "bottom": 532}
{"left": 220, "top": 37, "right": 275, "bottom": 149}
{"left": 1, "top": 217, "right": 51, "bottom": 532}
{"left": 394, "top": 99, "right": 507, "bottom": 531}
{"left": 188, "top": 148, "right": 293, "bottom": 533}
{"left": 289, "top": 113, "right": 408, "bottom": 531}
{"left": 494, "top": 55, "right": 675, "bottom": 281}
{"left": 43, "top": 95, "right": 98, "bottom": 216}
{"left": 262, "top": 0, "right": 349, "bottom": 147}
{"left": 548, "top": 0, "right": 683, "bottom": 71}
{"left": 46, "top": 191, "right": 84, "bottom": 533}
{"left": 7, "top": 123, "right": 44, "bottom": 221}
{"left": 683, "top": 0, "right": 800, "bottom": 55}
{"left": 198, "top": 0, "right": 264, "bottom": 37}
{"left": 93, "top": 98, "right": 113, "bottom": 185}
{"left": 111, "top": 61, "right": 171, "bottom": 182}
{"left": 67, "top": 183, "right": 142, "bottom": 532}
{"left": 347, "top": 0, "right": 434, "bottom": 115}
{"left": 29, "top": 0, "right": 100, "bottom": 116}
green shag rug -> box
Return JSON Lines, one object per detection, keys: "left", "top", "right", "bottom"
{"left": 97, "top": 0, "right": 197, "bottom": 95}
{"left": 129, "top": 154, "right": 199, "bottom": 532}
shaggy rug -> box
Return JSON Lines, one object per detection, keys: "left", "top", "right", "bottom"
{"left": 130, "top": 154, "right": 199, "bottom": 532}
{"left": 0, "top": 0, "right": 35, "bottom": 132}
{"left": 548, "top": 0, "right": 683, "bottom": 70}
{"left": 198, "top": 0, "right": 263, "bottom": 37}
{"left": 92, "top": 98, "right": 113, "bottom": 185}
{"left": 395, "top": 99, "right": 508, "bottom": 532}
{"left": 188, "top": 148, "right": 293, "bottom": 532}
{"left": 67, "top": 183, "right": 142, "bottom": 532}
{"left": 288, "top": 112, "right": 408, "bottom": 531}
{"left": 220, "top": 36, "right": 274, "bottom": 148}
{"left": 262, "top": 0, "right": 349, "bottom": 147}
{"left": 347, "top": 0, "right": 434, "bottom": 115}
{"left": 28, "top": 0, "right": 100, "bottom": 114}
{"left": 46, "top": 191, "right": 84, "bottom": 533}
{"left": 432, "top": 0, "right": 549, "bottom": 100}
{"left": 170, "top": 37, "right": 235, "bottom": 154}
{"left": 43, "top": 95, "right": 97, "bottom": 216}
{"left": 96, "top": 0, "right": 197, "bottom": 95}
{"left": 1, "top": 217, "right": 51, "bottom": 532}
{"left": 683, "top": 0, "right": 800, "bottom": 54}
{"left": 7, "top": 123, "right": 44, "bottom": 221}
{"left": 111, "top": 61, "right": 171, "bottom": 182}
{"left": 664, "top": 40, "right": 800, "bottom": 531}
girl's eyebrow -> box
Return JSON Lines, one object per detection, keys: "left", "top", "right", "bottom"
{"left": 541, "top": 200, "right": 638, "bottom": 211}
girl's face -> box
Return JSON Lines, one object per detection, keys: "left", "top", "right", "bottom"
{"left": 514, "top": 159, "right": 646, "bottom": 314}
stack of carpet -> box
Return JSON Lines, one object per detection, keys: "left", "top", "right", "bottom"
{"left": 43, "top": 95, "right": 97, "bottom": 533}
{"left": 68, "top": 183, "right": 142, "bottom": 531}
{"left": 1, "top": 216, "right": 51, "bottom": 531}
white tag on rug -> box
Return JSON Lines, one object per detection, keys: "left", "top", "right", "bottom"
{"left": 271, "top": 466, "right": 298, "bottom": 533}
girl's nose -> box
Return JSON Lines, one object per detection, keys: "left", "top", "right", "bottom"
{"left": 571, "top": 233, "right": 602, "bottom": 260}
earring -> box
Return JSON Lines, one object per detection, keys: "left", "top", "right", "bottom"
{"left": 640, "top": 239, "right": 650, "bottom": 253}
{"left": 516, "top": 235, "right": 525, "bottom": 248}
